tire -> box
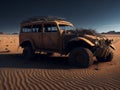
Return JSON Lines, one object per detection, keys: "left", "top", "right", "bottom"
{"left": 106, "top": 51, "right": 113, "bottom": 61}
{"left": 22, "top": 47, "right": 35, "bottom": 60}
{"left": 69, "top": 47, "right": 94, "bottom": 68}
{"left": 97, "top": 51, "right": 113, "bottom": 62}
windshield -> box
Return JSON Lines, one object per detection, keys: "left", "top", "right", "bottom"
{"left": 59, "top": 24, "right": 75, "bottom": 31}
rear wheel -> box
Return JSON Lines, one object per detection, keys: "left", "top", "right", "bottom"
{"left": 69, "top": 47, "right": 94, "bottom": 68}
{"left": 22, "top": 47, "right": 35, "bottom": 60}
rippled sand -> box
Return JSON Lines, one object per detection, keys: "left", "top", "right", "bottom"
{"left": 0, "top": 34, "right": 120, "bottom": 90}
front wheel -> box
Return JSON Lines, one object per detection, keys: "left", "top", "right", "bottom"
{"left": 97, "top": 51, "right": 113, "bottom": 62}
{"left": 106, "top": 51, "right": 113, "bottom": 61}
{"left": 69, "top": 47, "right": 94, "bottom": 68}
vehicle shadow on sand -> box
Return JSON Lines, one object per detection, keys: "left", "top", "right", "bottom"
{"left": 0, "top": 53, "right": 111, "bottom": 70}
{"left": 0, "top": 54, "right": 74, "bottom": 69}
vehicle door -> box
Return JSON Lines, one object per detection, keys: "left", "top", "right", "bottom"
{"left": 31, "top": 24, "right": 43, "bottom": 49}
{"left": 43, "top": 23, "right": 59, "bottom": 50}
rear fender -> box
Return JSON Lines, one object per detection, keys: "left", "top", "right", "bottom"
{"left": 20, "top": 39, "right": 35, "bottom": 50}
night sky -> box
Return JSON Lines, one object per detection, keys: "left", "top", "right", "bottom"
{"left": 0, "top": 0, "right": 120, "bottom": 33}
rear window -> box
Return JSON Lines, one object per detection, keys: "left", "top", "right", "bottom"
{"left": 22, "top": 25, "right": 31, "bottom": 33}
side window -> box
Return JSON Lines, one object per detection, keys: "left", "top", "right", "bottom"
{"left": 44, "top": 24, "right": 58, "bottom": 32}
{"left": 32, "top": 24, "right": 42, "bottom": 32}
{"left": 22, "top": 26, "right": 31, "bottom": 33}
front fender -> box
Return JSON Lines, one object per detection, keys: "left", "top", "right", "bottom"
{"left": 70, "top": 37, "right": 95, "bottom": 47}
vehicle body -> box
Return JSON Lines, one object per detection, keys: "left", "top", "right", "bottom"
{"left": 19, "top": 16, "right": 115, "bottom": 68}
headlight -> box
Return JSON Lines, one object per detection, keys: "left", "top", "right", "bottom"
{"left": 109, "top": 39, "right": 113, "bottom": 44}
{"left": 95, "top": 40, "right": 99, "bottom": 45}
{"left": 105, "top": 39, "right": 113, "bottom": 45}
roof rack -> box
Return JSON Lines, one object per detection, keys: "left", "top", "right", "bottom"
{"left": 21, "top": 16, "right": 66, "bottom": 24}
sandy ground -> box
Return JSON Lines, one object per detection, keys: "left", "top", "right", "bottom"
{"left": 0, "top": 34, "right": 120, "bottom": 90}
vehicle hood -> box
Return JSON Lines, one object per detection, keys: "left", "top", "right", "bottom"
{"left": 63, "top": 31, "right": 108, "bottom": 46}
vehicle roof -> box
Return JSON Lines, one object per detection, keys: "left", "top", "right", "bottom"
{"left": 21, "top": 16, "right": 74, "bottom": 26}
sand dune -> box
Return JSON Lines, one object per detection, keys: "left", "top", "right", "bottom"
{"left": 0, "top": 34, "right": 120, "bottom": 90}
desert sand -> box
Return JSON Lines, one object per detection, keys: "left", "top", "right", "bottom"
{"left": 0, "top": 34, "right": 120, "bottom": 90}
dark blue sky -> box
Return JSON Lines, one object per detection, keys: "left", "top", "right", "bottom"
{"left": 0, "top": 0, "right": 120, "bottom": 33}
